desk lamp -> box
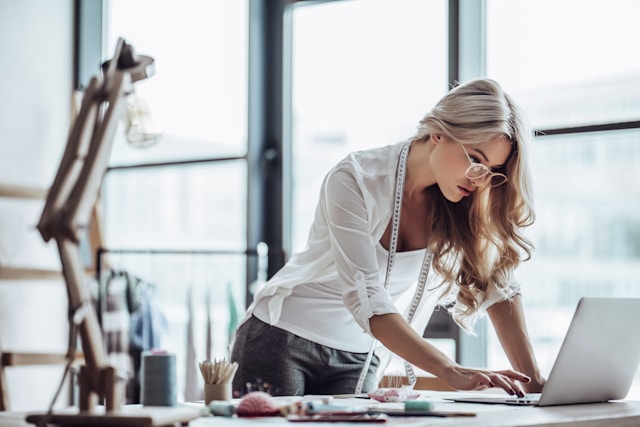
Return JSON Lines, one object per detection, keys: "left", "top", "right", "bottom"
{"left": 28, "top": 38, "right": 200, "bottom": 426}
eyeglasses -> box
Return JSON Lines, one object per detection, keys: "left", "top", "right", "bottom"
{"left": 459, "top": 143, "right": 508, "bottom": 187}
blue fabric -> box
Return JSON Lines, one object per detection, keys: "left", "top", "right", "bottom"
{"left": 130, "top": 283, "right": 167, "bottom": 352}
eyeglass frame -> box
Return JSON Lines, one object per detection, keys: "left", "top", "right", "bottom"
{"left": 458, "top": 142, "right": 508, "bottom": 187}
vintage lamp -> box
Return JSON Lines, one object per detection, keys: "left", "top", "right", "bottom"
{"left": 28, "top": 38, "right": 200, "bottom": 426}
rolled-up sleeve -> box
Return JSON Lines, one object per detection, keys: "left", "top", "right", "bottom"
{"left": 479, "top": 270, "right": 522, "bottom": 313}
{"left": 441, "top": 268, "right": 523, "bottom": 333}
{"left": 322, "top": 165, "right": 398, "bottom": 334}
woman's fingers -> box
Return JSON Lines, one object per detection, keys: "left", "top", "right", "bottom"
{"left": 495, "top": 369, "right": 532, "bottom": 384}
{"left": 446, "top": 366, "right": 531, "bottom": 397}
{"left": 466, "top": 370, "right": 528, "bottom": 397}
{"left": 486, "top": 372, "right": 526, "bottom": 397}
{"left": 468, "top": 372, "right": 493, "bottom": 390}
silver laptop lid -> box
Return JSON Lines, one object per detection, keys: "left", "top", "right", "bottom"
{"left": 538, "top": 297, "right": 640, "bottom": 406}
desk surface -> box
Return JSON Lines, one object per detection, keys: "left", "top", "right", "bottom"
{"left": 2, "top": 395, "right": 640, "bottom": 427}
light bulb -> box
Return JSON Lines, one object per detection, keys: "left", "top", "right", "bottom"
{"left": 125, "top": 92, "right": 162, "bottom": 148}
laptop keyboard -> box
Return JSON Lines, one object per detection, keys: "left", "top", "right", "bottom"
{"left": 505, "top": 393, "right": 541, "bottom": 404}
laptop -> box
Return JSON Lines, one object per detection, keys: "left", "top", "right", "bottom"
{"left": 448, "top": 297, "right": 640, "bottom": 406}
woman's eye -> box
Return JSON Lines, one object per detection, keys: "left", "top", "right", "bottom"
{"left": 470, "top": 156, "right": 482, "bottom": 164}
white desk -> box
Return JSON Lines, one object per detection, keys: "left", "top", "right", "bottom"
{"left": 2, "top": 398, "right": 640, "bottom": 426}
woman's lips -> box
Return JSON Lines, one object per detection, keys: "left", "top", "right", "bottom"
{"left": 458, "top": 186, "right": 472, "bottom": 197}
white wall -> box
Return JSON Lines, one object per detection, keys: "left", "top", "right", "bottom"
{"left": 0, "top": 0, "right": 75, "bottom": 411}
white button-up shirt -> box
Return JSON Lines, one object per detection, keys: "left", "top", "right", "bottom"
{"left": 248, "top": 141, "right": 520, "bottom": 353}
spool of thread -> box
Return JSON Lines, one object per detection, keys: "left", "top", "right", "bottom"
{"left": 404, "top": 400, "right": 434, "bottom": 412}
{"left": 208, "top": 401, "right": 236, "bottom": 417}
{"left": 141, "top": 351, "right": 177, "bottom": 407}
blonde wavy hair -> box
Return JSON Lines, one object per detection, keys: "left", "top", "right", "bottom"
{"left": 413, "top": 78, "right": 535, "bottom": 331}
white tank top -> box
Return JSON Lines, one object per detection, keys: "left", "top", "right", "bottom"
{"left": 253, "top": 242, "right": 435, "bottom": 352}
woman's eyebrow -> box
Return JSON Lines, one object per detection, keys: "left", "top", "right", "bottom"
{"left": 471, "top": 147, "right": 490, "bottom": 163}
{"left": 473, "top": 147, "right": 505, "bottom": 169}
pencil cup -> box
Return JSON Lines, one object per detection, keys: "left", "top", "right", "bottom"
{"left": 205, "top": 383, "right": 232, "bottom": 403}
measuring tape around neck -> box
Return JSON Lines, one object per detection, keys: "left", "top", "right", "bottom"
{"left": 354, "top": 141, "right": 433, "bottom": 394}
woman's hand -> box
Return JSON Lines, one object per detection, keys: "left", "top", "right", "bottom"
{"left": 523, "top": 376, "right": 545, "bottom": 393}
{"left": 487, "top": 296, "right": 546, "bottom": 395}
{"left": 368, "top": 312, "right": 544, "bottom": 396}
{"left": 441, "top": 365, "right": 532, "bottom": 397}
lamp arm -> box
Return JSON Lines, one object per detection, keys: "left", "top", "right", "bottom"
{"left": 64, "top": 71, "right": 129, "bottom": 243}
{"left": 37, "top": 77, "right": 100, "bottom": 243}
{"left": 36, "top": 38, "right": 149, "bottom": 412}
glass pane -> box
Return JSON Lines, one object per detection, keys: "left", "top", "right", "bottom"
{"left": 107, "top": 0, "right": 248, "bottom": 165}
{"left": 98, "top": 250, "right": 247, "bottom": 402}
{"left": 486, "top": 0, "right": 640, "bottom": 129}
{"left": 486, "top": 130, "right": 640, "bottom": 399}
{"left": 289, "top": 0, "right": 448, "bottom": 252}
{"left": 100, "top": 161, "right": 247, "bottom": 402}
{"left": 102, "top": 161, "right": 246, "bottom": 250}
{"left": 103, "top": 1, "right": 248, "bottom": 403}
{"left": 487, "top": 0, "right": 640, "bottom": 398}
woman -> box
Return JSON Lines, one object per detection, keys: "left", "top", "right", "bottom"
{"left": 231, "top": 78, "right": 545, "bottom": 397}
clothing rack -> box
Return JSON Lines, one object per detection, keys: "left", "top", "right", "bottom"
{"left": 94, "top": 244, "right": 286, "bottom": 319}
{"left": 91, "top": 244, "right": 285, "bottom": 403}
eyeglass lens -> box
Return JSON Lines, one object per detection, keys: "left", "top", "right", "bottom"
{"left": 466, "top": 164, "right": 487, "bottom": 178}
{"left": 460, "top": 142, "right": 508, "bottom": 187}
{"left": 466, "top": 166, "right": 507, "bottom": 187}
{"left": 490, "top": 174, "right": 507, "bottom": 187}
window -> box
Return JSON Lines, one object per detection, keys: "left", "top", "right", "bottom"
{"left": 287, "top": 0, "right": 450, "bottom": 371}
{"left": 107, "top": 0, "right": 248, "bottom": 165}
{"left": 486, "top": 0, "right": 640, "bottom": 398}
{"left": 98, "top": 0, "right": 640, "bottom": 400}
{"left": 103, "top": 0, "right": 248, "bottom": 401}
{"left": 288, "top": 0, "right": 448, "bottom": 252}
{"left": 486, "top": 0, "right": 640, "bottom": 129}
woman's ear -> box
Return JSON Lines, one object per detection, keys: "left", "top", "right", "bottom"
{"left": 431, "top": 134, "right": 442, "bottom": 144}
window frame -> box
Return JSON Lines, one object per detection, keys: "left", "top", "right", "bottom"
{"left": 78, "top": 0, "right": 640, "bottom": 370}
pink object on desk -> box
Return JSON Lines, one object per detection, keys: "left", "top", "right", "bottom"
{"left": 236, "top": 391, "right": 281, "bottom": 417}
{"left": 368, "top": 388, "right": 420, "bottom": 402}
